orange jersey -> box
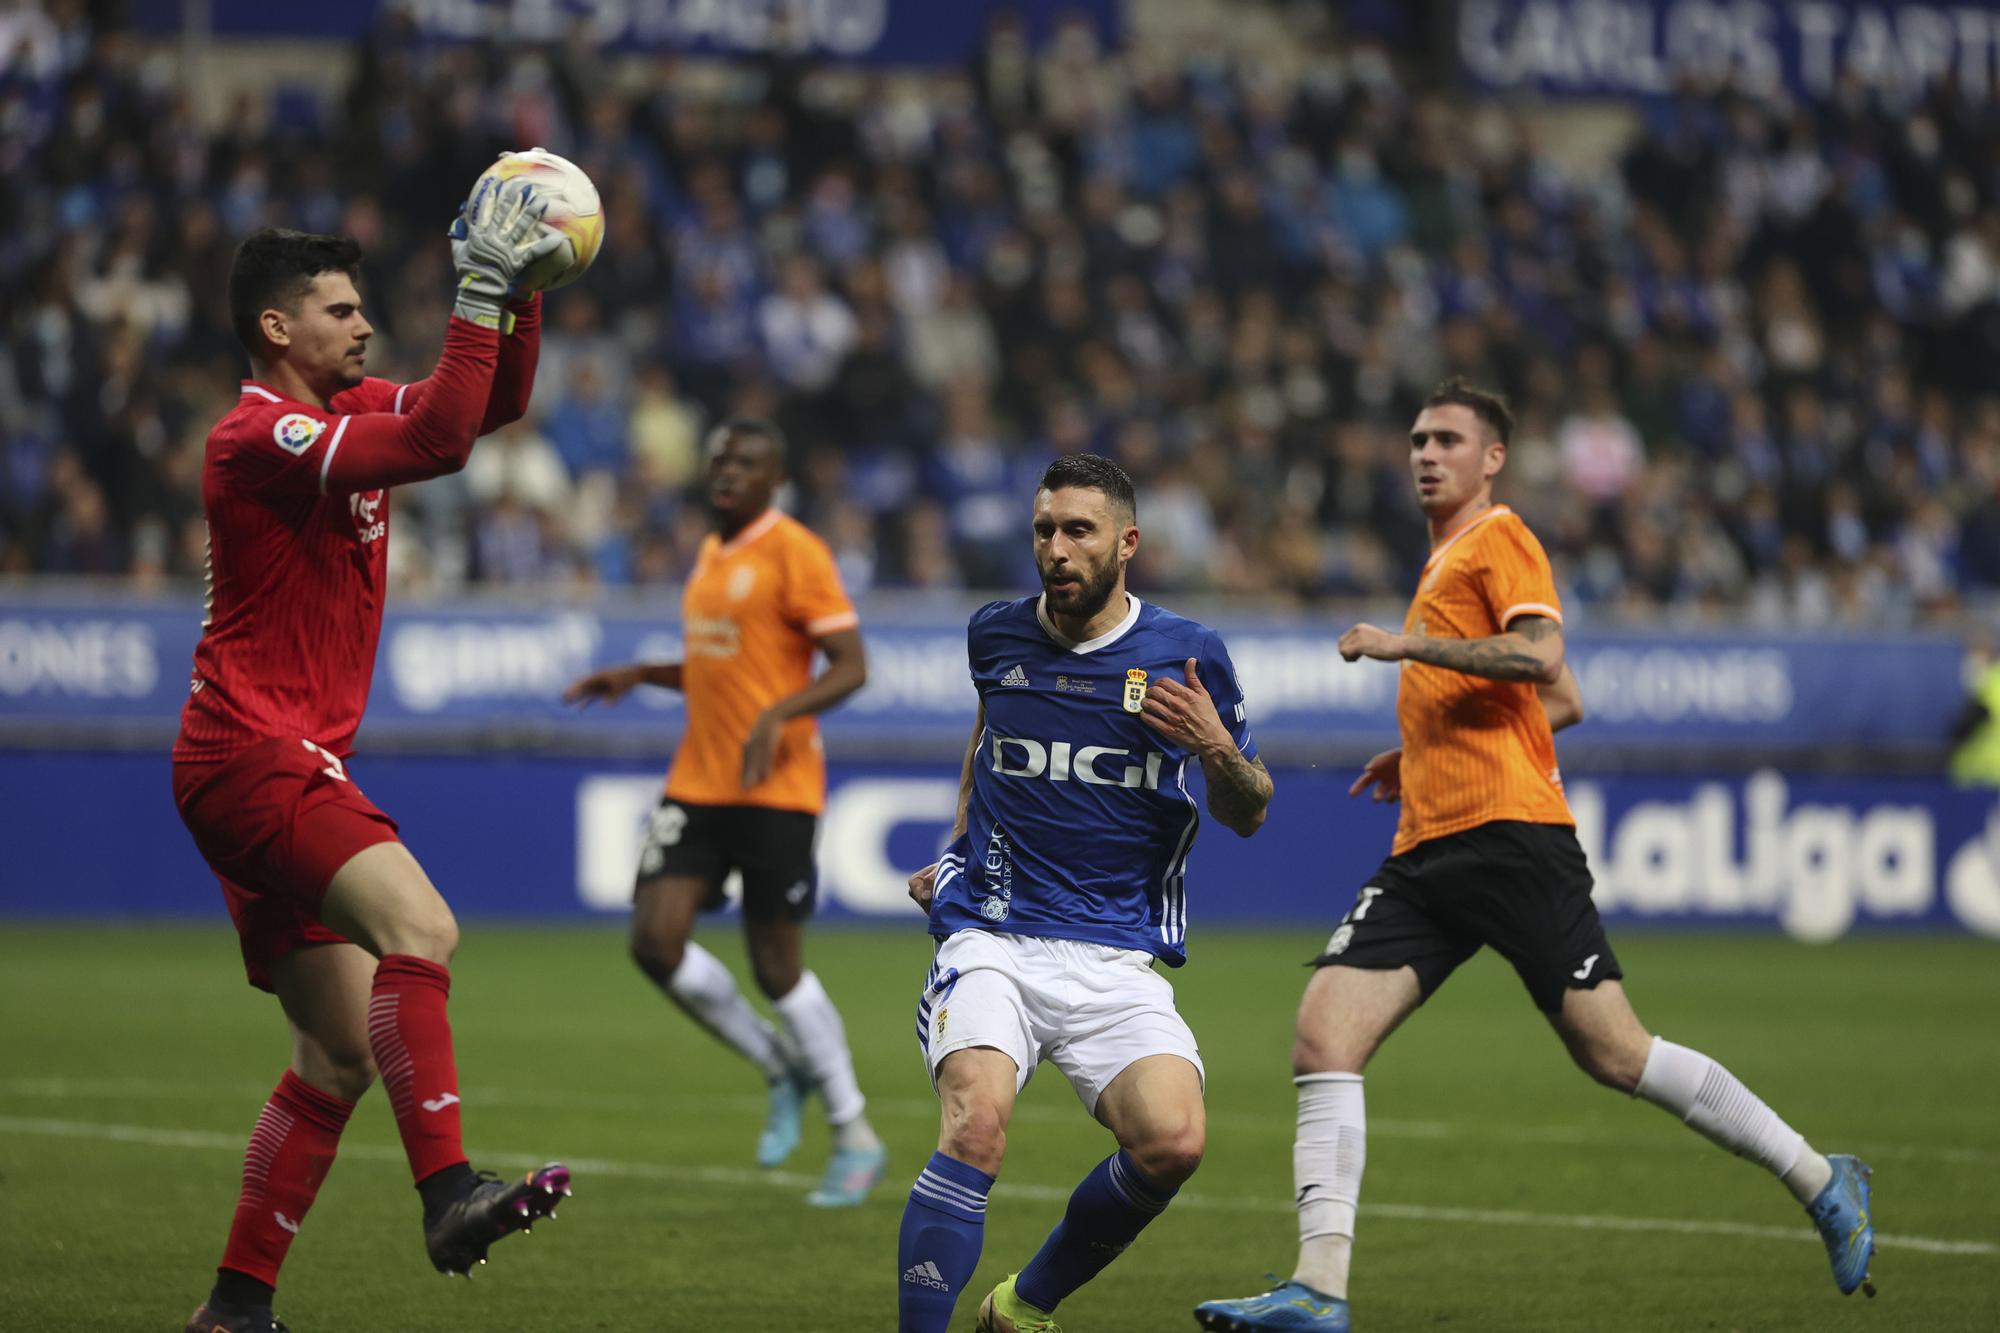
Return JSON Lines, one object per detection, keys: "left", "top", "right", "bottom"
{"left": 1393, "top": 504, "right": 1572, "bottom": 853}
{"left": 664, "top": 509, "right": 859, "bottom": 814}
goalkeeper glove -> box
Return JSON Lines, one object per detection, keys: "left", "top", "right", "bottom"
{"left": 449, "top": 175, "right": 566, "bottom": 329}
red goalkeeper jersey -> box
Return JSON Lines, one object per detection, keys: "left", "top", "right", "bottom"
{"left": 174, "top": 306, "right": 538, "bottom": 761}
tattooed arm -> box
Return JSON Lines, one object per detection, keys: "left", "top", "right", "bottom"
{"left": 1139, "top": 656, "right": 1273, "bottom": 837}
{"left": 1338, "top": 615, "right": 1565, "bottom": 686}
{"left": 1198, "top": 747, "right": 1274, "bottom": 838}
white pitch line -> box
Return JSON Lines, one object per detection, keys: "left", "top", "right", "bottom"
{"left": 6, "top": 1075, "right": 1999, "bottom": 1168}
{"left": 0, "top": 1114, "right": 1991, "bottom": 1259}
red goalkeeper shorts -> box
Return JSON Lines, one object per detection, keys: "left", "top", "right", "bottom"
{"left": 172, "top": 736, "right": 401, "bottom": 991}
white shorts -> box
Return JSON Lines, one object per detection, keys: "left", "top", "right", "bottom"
{"left": 916, "top": 929, "right": 1204, "bottom": 1114}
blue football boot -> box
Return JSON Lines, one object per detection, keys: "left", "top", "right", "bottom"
{"left": 1194, "top": 1277, "right": 1351, "bottom": 1331}
{"left": 805, "top": 1141, "right": 888, "bottom": 1207}
{"left": 756, "top": 1068, "right": 812, "bottom": 1168}
{"left": 1807, "top": 1154, "right": 1877, "bottom": 1297}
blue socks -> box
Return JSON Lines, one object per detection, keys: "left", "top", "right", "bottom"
{"left": 897, "top": 1147, "right": 1180, "bottom": 1326}
{"left": 897, "top": 1151, "right": 994, "bottom": 1332}
{"left": 1014, "top": 1149, "right": 1179, "bottom": 1312}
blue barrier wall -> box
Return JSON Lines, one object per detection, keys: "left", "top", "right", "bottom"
{"left": 5, "top": 752, "right": 1997, "bottom": 941}
{"left": 0, "top": 595, "right": 1965, "bottom": 762}
{"left": 6, "top": 592, "right": 1987, "bottom": 936}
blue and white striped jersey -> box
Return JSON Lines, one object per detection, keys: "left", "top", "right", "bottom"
{"left": 928, "top": 593, "right": 1257, "bottom": 966}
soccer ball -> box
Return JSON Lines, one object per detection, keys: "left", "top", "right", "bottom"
{"left": 473, "top": 147, "right": 603, "bottom": 292}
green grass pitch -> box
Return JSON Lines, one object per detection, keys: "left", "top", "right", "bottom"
{"left": 2, "top": 924, "right": 1996, "bottom": 1331}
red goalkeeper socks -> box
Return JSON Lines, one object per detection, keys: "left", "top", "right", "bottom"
{"left": 218, "top": 1070, "right": 354, "bottom": 1287}
{"left": 367, "top": 953, "right": 470, "bottom": 1183}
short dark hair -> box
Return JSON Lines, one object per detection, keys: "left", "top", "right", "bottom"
{"left": 713, "top": 417, "right": 785, "bottom": 451}
{"left": 228, "top": 228, "right": 364, "bottom": 358}
{"left": 707, "top": 417, "right": 787, "bottom": 467}
{"left": 1037, "top": 453, "right": 1136, "bottom": 521}
{"left": 1423, "top": 376, "right": 1514, "bottom": 445}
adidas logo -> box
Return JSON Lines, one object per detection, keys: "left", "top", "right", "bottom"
{"left": 1000, "top": 665, "right": 1030, "bottom": 687}
{"left": 902, "top": 1260, "right": 951, "bottom": 1291}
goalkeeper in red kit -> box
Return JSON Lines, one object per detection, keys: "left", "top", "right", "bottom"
{"left": 171, "top": 175, "right": 572, "bottom": 1333}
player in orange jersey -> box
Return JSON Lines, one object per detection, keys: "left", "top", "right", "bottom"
{"left": 564, "top": 419, "right": 886, "bottom": 1206}
{"left": 1196, "top": 380, "right": 1874, "bottom": 1333}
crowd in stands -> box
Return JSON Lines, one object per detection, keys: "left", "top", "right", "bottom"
{"left": 9, "top": 3, "right": 2000, "bottom": 627}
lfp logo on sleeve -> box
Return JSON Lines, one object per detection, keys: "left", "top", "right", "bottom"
{"left": 272, "top": 413, "right": 326, "bottom": 455}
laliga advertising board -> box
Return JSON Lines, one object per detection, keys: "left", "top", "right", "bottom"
{"left": 0, "top": 595, "right": 1993, "bottom": 937}
{"left": 14, "top": 751, "right": 1997, "bottom": 940}
{"left": 572, "top": 766, "right": 2000, "bottom": 941}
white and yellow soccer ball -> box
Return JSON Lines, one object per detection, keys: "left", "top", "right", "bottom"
{"left": 472, "top": 147, "right": 603, "bottom": 292}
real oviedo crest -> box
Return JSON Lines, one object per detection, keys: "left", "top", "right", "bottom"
{"left": 272, "top": 413, "right": 326, "bottom": 455}
{"left": 1122, "top": 667, "right": 1148, "bottom": 714}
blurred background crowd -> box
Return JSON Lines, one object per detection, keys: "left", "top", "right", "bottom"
{"left": 9, "top": 0, "right": 2000, "bottom": 625}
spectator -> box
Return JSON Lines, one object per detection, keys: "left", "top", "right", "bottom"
{"left": 542, "top": 361, "right": 628, "bottom": 478}
{"left": 473, "top": 494, "right": 551, "bottom": 585}
{"left": 465, "top": 418, "right": 572, "bottom": 515}
{"left": 1558, "top": 386, "right": 1645, "bottom": 507}
{"left": 4, "top": 2, "right": 1999, "bottom": 624}
{"left": 758, "top": 253, "right": 857, "bottom": 394}
{"left": 627, "top": 366, "right": 702, "bottom": 492}
{"left": 906, "top": 270, "right": 1000, "bottom": 391}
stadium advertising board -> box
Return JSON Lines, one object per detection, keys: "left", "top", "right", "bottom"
{"left": 1459, "top": 0, "right": 2000, "bottom": 101}
{"left": 134, "top": 0, "right": 1118, "bottom": 65}
{"left": 0, "top": 596, "right": 1964, "bottom": 757}
{"left": 1, "top": 753, "right": 1995, "bottom": 938}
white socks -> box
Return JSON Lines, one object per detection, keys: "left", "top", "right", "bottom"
{"left": 1285, "top": 1040, "right": 1830, "bottom": 1307}
{"left": 1292, "top": 1073, "right": 1366, "bottom": 1299}
{"left": 774, "top": 970, "right": 877, "bottom": 1147}
{"left": 665, "top": 949, "right": 878, "bottom": 1151}
{"left": 1634, "top": 1036, "right": 1831, "bottom": 1204}
{"left": 665, "top": 941, "right": 793, "bottom": 1082}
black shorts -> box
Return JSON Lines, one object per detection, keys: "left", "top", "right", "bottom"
{"left": 1310, "top": 821, "right": 1621, "bottom": 1013}
{"left": 635, "top": 798, "right": 820, "bottom": 922}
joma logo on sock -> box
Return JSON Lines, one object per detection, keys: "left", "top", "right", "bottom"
{"left": 422, "top": 1093, "right": 461, "bottom": 1113}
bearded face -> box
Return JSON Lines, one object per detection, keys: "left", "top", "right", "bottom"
{"left": 1039, "top": 535, "right": 1122, "bottom": 619}
{"left": 1032, "top": 485, "right": 1134, "bottom": 624}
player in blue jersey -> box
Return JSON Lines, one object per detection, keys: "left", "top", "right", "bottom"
{"left": 895, "top": 454, "right": 1274, "bottom": 1333}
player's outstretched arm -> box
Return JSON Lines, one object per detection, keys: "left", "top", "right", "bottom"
{"left": 452, "top": 158, "right": 551, "bottom": 427}
{"left": 312, "top": 320, "right": 499, "bottom": 492}
{"left": 562, "top": 661, "right": 683, "bottom": 707}
{"left": 1338, "top": 615, "right": 1564, "bottom": 685}
{"left": 303, "top": 180, "right": 564, "bottom": 495}
{"left": 389, "top": 294, "right": 542, "bottom": 434}
{"left": 377, "top": 165, "right": 549, "bottom": 430}
{"left": 1538, "top": 663, "right": 1584, "bottom": 731}
{"left": 1140, "top": 658, "right": 1272, "bottom": 837}
{"left": 480, "top": 292, "right": 542, "bottom": 431}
